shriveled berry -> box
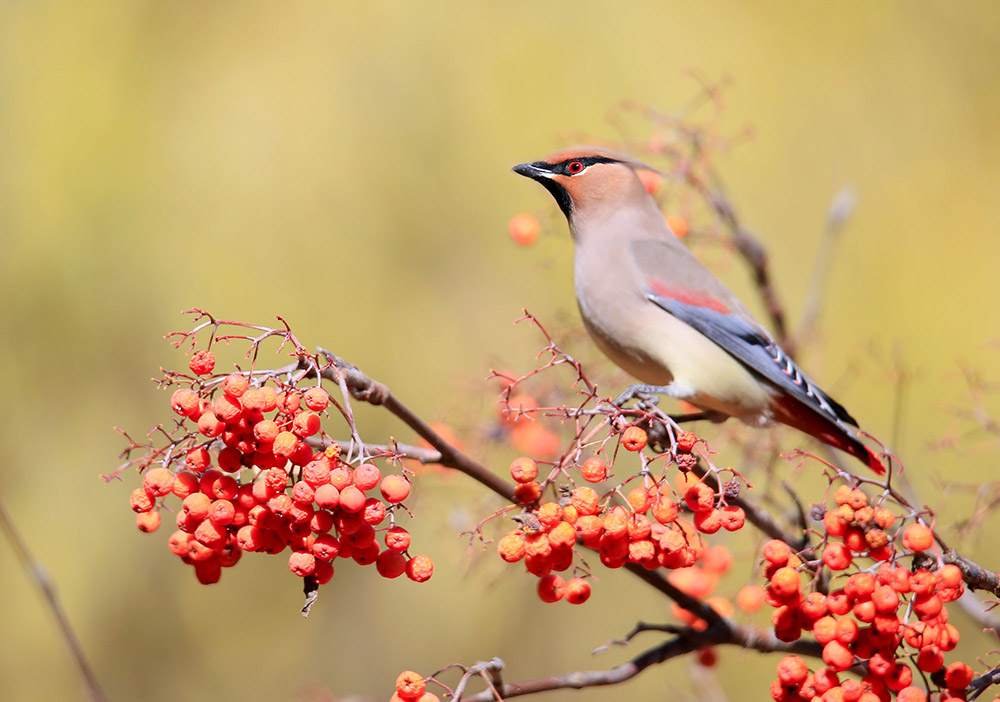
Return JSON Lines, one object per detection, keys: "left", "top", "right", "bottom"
{"left": 189, "top": 350, "right": 215, "bottom": 375}
{"left": 580, "top": 457, "right": 607, "bottom": 483}
{"left": 405, "top": 554, "right": 434, "bottom": 582}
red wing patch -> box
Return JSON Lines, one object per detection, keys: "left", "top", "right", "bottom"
{"left": 647, "top": 279, "right": 731, "bottom": 314}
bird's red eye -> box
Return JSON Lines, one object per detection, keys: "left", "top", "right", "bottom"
{"left": 567, "top": 161, "right": 584, "bottom": 174}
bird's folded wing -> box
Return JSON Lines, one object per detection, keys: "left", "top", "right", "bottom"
{"left": 646, "top": 289, "right": 859, "bottom": 430}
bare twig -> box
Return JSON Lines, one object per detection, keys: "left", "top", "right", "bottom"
{"left": 0, "top": 491, "right": 107, "bottom": 702}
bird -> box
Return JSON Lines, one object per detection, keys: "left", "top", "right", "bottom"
{"left": 512, "top": 146, "right": 885, "bottom": 474}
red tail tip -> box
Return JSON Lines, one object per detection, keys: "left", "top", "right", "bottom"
{"left": 865, "top": 447, "right": 887, "bottom": 476}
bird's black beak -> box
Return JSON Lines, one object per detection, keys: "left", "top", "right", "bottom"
{"left": 512, "top": 161, "right": 553, "bottom": 180}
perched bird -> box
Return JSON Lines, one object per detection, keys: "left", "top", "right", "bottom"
{"left": 513, "top": 146, "right": 884, "bottom": 474}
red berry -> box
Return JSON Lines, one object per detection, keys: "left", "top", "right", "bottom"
{"left": 143, "top": 467, "right": 175, "bottom": 497}
{"left": 189, "top": 350, "right": 216, "bottom": 375}
{"left": 376, "top": 550, "right": 407, "bottom": 579}
{"left": 621, "top": 426, "right": 647, "bottom": 451}
{"left": 509, "top": 457, "right": 539, "bottom": 484}
{"left": 380, "top": 474, "right": 410, "bottom": 503}
{"left": 288, "top": 551, "right": 316, "bottom": 577}
{"left": 405, "top": 554, "right": 434, "bottom": 582}
{"left": 353, "top": 463, "right": 381, "bottom": 491}
{"left": 303, "top": 387, "right": 329, "bottom": 412}
{"left": 170, "top": 388, "right": 200, "bottom": 417}
{"left": 537, "top": 573, "right": 565, "bottom": 603}
{"left": 136, "top": 511, "right": 161, "bottom": 532}
{"left": 564, "top": 577, "right": 591, "bottom": 604}
{"left": 580, "top": 457, "right": 607, "bottom": 483}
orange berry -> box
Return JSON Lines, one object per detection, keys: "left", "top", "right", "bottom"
{"left": 570, "top": 487, "right": 600, "bottom": 516}
{"left": 272, "top": 431, "right": 298, "bottom": 458}
{"left": 626, "top": 486, "right": 652, "bottom": 512}
{"left": 621, "top": 426, "right": 647, "bottom": 451}
{"left": 846, "top": 489, "right": 868, "bottom": 510}
{"left": 895, "top": 688, "right": 926, "bottom": 702}
{"left": 211, "top": 393, "right": 242, "bottom": 423}
{"left": 944, "top": 661, "right": 973, "bottom": 690}
{"left": 362, "top": 497, "right": 386, "bottom": 526}
{"left": 498, "top": 530, "right": 527, "bottom": 562}
{"left": 288, "top": 551, "right": 316, "bottom": 577}
{"left": 185, "top": 446, "right": 211, "bottom": 473}
{"left": 693, "top": 508, "right": 722, "bottom": 534}
{"left": 143, "top": 467, "right": 175, "bottom": 497}
{"left": 537, "top": 573, "right": 565, "bottom": 603}
{"left": 312, "top": 533, "right": 340, "bottom": 560}
{"left": 873, "top": 508, "right": 896, "bottom": 529}
{"left": 770, "top": 567, "right": 801, "bottom": 598}
{"left": 354, "top": 463, "right": 382, "bottom": 491}
{"left": 197, "top": 411, "right": 224, "bottom": 438}
{"left": 509, "top": 457, "right": 538, "bottom": 484}
{"left": 172, "top": 471, "right": 199, "bottom": 499}
{"left": 513, "top": 480, "right": 542, "bottom": 505}
{"left": 580, "top": 457, "right": 607, "bottom": 483}
{"left": 902, "top": 523, "right": 934, "bottom": 552}
{"left": 253, "top": 419, "right": 279, "bottom": 444}
{"left": 736, "top": 585, "right": 764, "bottom": 613}
{"left": 676, "top": 430, "right": 698, "bottom": 452}
{"left": 776, "top": 655, "right": 809, "bottom": 685}
{"left": 915, "top": 646, "right": 943, "bottom": 673}
{"left": 536, "top": 502, "right": 563, "bottom": 528}
{"left": 564, "top": 577, "right": 591, "bottom": 604}
{"left": 302, "top": 387, "right": 329, "bottom": 412}
{"left": 665, "top": 215, "right": 689, "bottom": 238}
{"left": 684, "top": 483, "right": 715, "bottom": 512}
{"left": 637, "top": 169, "right": 661, "bottom": 195}
{"left": 385, "top": 526, "right": 411, "bottom": 553}
{"left": 719, "top": 505, "right": 745, "bottom": 531}
{"left": 380, "top": 474, "right": 411, "bottom": 503}
{"left": 130, "top": 488, "right": 156, "bottom": 513}
{"left": 823, "top": 542, "right": 852, "bottom": 571}
{"left": 508, "top": 213, "right": 540, "bottom": 246}
{"left": 822, "top": 640, "right": 854, "bottom": 672}
{"left": 221, "top": 373, "right": 248, "bottom": 398}
{"left": 136, "top": 511, "right": 161, "bottom": 532}
{"left": 170, "top": 388, "right": 200, "bottom": 417}
{"left": 291, "top": 410, "right": 321, "bottom": 437}
{"left": 395, "top": 671, "right": 426, "bottom": 701}
{"left": 405, "top": 554, "right": 434, "bottom": 582}
{"left": 339, "top": 485, "right": 366, "bottom": 512}
{"left": 651, "top": 496, "right": 678, "bottom": 524}
{"left": 325, "top": 463, "right": 352, "bottom": 488}
{"left": 188, "top": 350, "right": 215, "bottom": 375}
{"left": 314, "top": 484, "right": 340, "bottom": 510}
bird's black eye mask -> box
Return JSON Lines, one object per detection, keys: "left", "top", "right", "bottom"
{"left": 547, "top": 155, "right": 621, "bottom": 176}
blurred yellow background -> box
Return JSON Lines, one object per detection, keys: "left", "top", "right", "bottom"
{"left": 2, "top": 2, "right": 999, "bottom": 701}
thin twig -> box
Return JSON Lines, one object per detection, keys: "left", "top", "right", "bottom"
{"left": 0, "top": 490, "right": 107, "bottom": 702}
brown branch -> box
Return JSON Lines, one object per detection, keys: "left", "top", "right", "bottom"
{"left": 317, "top": 356, "right": 516, "bottom": 503}
{"left": 0, "top": 490, "right": 107, "bottom": 702}
{"left": 458, "top": 621, "right": 820, "bottom": 702}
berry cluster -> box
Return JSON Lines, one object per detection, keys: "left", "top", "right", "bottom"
{"left": 128, "top": 350, "right": 432, "bottom": 588}
{"left": 765, "top": 486, "right": 974, "bottom": 701}
{"left": 497, "top": 428, "right": 747, "bottom": 603}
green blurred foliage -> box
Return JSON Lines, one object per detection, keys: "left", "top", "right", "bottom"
{"left": 1, "top": 2, "right": 999, "bottom": 701}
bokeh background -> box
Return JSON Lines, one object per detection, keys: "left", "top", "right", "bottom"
{"left": 2, "top": 3, "right": 999, "bottom": 701}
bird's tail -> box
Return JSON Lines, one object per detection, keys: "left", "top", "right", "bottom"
{"left": 770, "top": 396, "right": 887, "bottom": 475}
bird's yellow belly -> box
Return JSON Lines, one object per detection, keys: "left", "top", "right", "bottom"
{"left": 580, "top": 299, "right": 774, "bottom": 422}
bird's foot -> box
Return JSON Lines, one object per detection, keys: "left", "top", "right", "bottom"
{"left": 612, "top": 384, "right": 674, "bottom": 409}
